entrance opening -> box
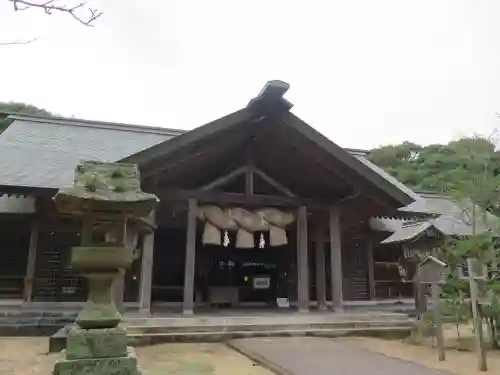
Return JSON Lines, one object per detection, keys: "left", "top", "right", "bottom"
{"left": 197, "top": 230, "right": 294, "bottom": 308}
{"left": 151, "top": 226, "right": 296, "bottom": 309}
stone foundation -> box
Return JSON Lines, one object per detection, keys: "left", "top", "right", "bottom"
{"left": 53, "top": 326, "right": 142, "bottom": 375}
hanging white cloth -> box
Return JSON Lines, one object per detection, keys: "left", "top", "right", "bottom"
{"left": 202, "top": 222, "right": 222, "bottom": 245}
{"left": 235, "top": 228, "right": 254, "bottom": 248}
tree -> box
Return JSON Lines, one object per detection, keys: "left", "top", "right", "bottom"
{"left": 0, "top": 102, "right": 53, "bottom": 133}
{"left": 433, "top": 134, "right": 500, "bottom": 349}
{"left": 372, "top": 135, "right": 500, "bottom": 348}
{"left": 369, "top": 136, "right": 500, "bottom": 207}
{"left": 6, "top": 0, "right": 102, "bottom": 27}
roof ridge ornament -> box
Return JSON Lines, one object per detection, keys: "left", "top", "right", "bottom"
{"left": 247, "top": 80, "right": 294, "bottom": 113}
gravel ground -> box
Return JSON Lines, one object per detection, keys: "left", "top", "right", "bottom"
{"left": 0, "top": 338, "right": 272, "bottom": 375}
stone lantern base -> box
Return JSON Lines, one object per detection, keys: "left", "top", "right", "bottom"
{"left": 53, "top": 329, "right": 143, "bottom": 375}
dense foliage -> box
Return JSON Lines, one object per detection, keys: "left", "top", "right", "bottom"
{"left": 369, "top": 137, "right": 500, "bottom": 216}
{"left": 372, "top": 136, "right": 500, "bottom": 349}
{"left": 0, "top": 102, "right": 52, "bottom": 134}
{"left": 368, "top": 138, "right": 500, "bottom": 194}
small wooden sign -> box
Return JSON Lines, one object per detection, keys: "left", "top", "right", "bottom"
{"left": 416, "top": 256, "right": 447, "bottom": 285}
{"left": 415, "top": 256, "right": 447, "bottom": 362}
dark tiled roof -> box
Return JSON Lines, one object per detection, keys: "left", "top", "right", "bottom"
{"left": 0, "top": 115, "right": 182, "bottom": 189}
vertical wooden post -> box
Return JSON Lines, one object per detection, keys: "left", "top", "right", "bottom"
{"left": 23, "top": 220, "right": 39, "bottom": 304}
{"left": 183, "top": 198, "right": 198, "bottom": 315}
{"left": 431, "top": 284, "right": 445, "bottom": 361}
{"left": 112, "top": 269, "right": 125, "bottom": 311}
{"left": 139, "top": 210, "right": 156, "bottom": 315}
{"left": 139, "top": 232, "right": 155, "bottom": 315}
{"left": 314, "top": 224, "right": 327, "bottom": 310}
{"left": 467, "top": 258, "right": 488, "bottom": 371}
{"left": 329, "top": 206, "right": 343, "bottom": 310}
{"left": 245, "top": 166, "right": 254, "bottom": 196}
{"left": 296, "top": 206, "right": 309, "bottom": 312}
{"left": 109, "top": 223, "right": 138, "bottom": 311}
{"left": 245, "top": 145, "right": 254, "bottom": 196}
{"left": 366, "top": 240, "right": 375, "bottom": 300}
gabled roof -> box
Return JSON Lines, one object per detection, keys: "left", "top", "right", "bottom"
{"left": 0, "top": 81, "right": 416, "bottom": 207}
{"left": 122, "top": 80, "right": 415, "bottom": 207}
{"left": 377, "top": 192, "right": 500, "bottom": 243}
{"left": 418, "top": 256, "right": 447, "bottom": 268}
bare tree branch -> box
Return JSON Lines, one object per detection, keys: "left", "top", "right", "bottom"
{"left": 0, "top": 36, "right": 39, "bottom": 45}
{"left": 7, "top": 0, "right": 102, "bottom": 26}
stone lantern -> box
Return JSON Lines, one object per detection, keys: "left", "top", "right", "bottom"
{"left": 52, "top": 161, "right": 158, "bottom": 375}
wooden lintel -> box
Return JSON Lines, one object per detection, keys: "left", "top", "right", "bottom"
{"left": 199, "top": 165, "right": 246, "bottom": 191}
{"left": 156, "top": 189, "right": 336, "bottom": 208}
{"left": 253, "top": 167, "right": 296, "bottom": 197}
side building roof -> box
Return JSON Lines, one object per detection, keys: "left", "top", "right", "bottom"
{"left": 373, "top": 191, "right": 500, "bottom": 242}
{"left": 0, "top": 114, "right": 183, "bottom": 190}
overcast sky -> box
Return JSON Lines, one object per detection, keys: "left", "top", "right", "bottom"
{"left": 1, "top": 0, "right": 499, "bottom": 149}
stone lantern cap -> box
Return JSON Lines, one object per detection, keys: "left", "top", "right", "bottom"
{"left": 54, "top": 160, "right": 158, "bottom": 218}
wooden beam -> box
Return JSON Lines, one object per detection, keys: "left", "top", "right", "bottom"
{"left": 199, "top": 165, "right": 246, "bottom": 191}
{"left": 245, "top": 145, "right": 255, "bottom": 196}
{"left": 245, "top": 166, "right": 255, "bottom": 196}
{"left": 155, "top": 189, "right": 339, "bottom": 208}
{"left": 23, "top": 219, "right": 39, "bottom": 304}
{"left": 253, "top": 167, "right": 296, "bottom": 197}
{"left": 281, "top": 112, "right": 414, "bottom": 206}
{"left": 329, "top": 206, "right": 343, "bottom": 310}
{"left": 297, "top": 206, "right": 309, "bottom": 312}
{"left": 144, "top": 147, "right": 221, "bottom": 180}
{"left": 183, "top": 198, "right": 198, "bottom": 315}
{"left": 367, "top": 240, "right": 375, "bottom": 300}
{"left": 122, "top": 107, "right": 253, "bottom": 167}
{"left": 314, "top": 223, "right": 327, "bottom": 310}
{"left": 139, "top": 210, "right": 156, "bottom": 315}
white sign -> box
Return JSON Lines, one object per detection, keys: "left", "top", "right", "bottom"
{"left": 276, "top": 298, "right": 290, "bottom": 308}
{"left": 253, "top": 276, "right": 270, "bottom": 289}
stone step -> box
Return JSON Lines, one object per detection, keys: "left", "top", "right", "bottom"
{"left": 126, "top": 319, "right": 414, "bottom": 335}
{"left": 0, "top": 323, "right": 63, "bottom": 336}
{"left": 127, "top": 326, "right": 413, "bottom": 346}
{"left": 123, "top": 312, "right": 411, "bottom": 327}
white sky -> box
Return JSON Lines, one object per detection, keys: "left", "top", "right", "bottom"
{"left": 1, "top": 0, "right": 500, "bottom": 149}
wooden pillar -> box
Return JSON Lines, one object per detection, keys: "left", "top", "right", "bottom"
{"left": 23, "top": 220, "right": 39, "bottom": 304}
{"left": 329, "top": 206, "right": 343, "bottom": 310}
{"left": 112, "top": 269, "right": 125, "bottom": 311}
{"left": 138, "top": 211, "right": 156, "bottom": 315}
{"left": 139, "top": 232, "right": 155, "bottom": 314}
{"left": 296, "top": 206, "right": 309, "bottom": 312}
{"left": 183, "top": 198, "right": 198, "bottom": 315}
{"left": 109, "top": 224, "right": 138, "bottom": 312}
{"left": 314, "top": 224, "right": 327, "bottom": 310}
{"left": 367, "top": 240, "right": 376, "bottom": 300}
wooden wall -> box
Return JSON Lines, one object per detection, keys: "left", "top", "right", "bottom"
{"left": 0, "top": 215, "right": 31, "bottom": 298}
{"left": 33, "top": 218, "right": 88, "bottom": 302}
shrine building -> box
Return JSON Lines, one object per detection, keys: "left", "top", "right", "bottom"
{"left": 0, "top": 81, "right": 477, "bottom": 315}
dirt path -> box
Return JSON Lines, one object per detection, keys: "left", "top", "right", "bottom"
{"left": 0, "top": 338, "right": 272, "bottom": 375}
{"left": 340, "top": 337, "right": 500, "bottom": 375}
{"left": 230, "top": 337, "right": 452, "bottom": 375}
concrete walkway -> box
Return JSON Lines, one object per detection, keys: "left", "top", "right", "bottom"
{"left": 230, "top": 337, "right": 452, "bottom": 375}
